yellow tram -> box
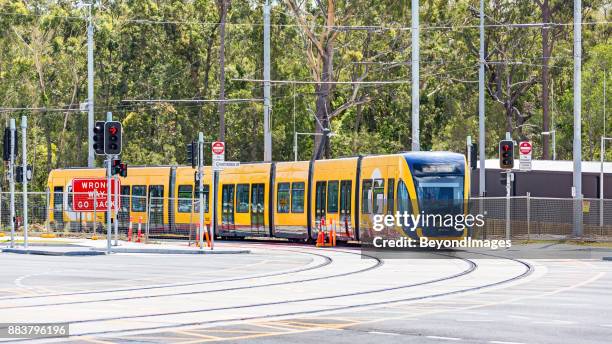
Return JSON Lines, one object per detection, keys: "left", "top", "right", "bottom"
{"left": 47, "top": 152, "right": 469, "bottom": 242}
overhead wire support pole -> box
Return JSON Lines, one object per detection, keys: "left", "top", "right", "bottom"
{"left": 573, "top": 0, "right": 583, "bottom": 237}
{"left": 198, "top": 132, "right": 205, "bottom": 250}
{"left": 21, "top": 116, "right": 28, "bottom": 249}
{"left": 479, "top": 0, "right": 486, "bottom": 197}
{"left": 87, "top": 1, "right": 94, "bottom": 168}
{"left": 9, "top": 119, "right": 15, "bottom": 248}
{"left": 411, "top": 0, "right": 420, "bottom": 151}
{"left": 263, "top": 0, "right": 272, "bottom": 162}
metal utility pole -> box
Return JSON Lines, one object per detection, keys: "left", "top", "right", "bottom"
{"left": 198, "top": 133, "right": 208, "bottom": 250}
{"left": 411, "top": 0, "right": 420, "bottom": 151}
{"left": 9, "top": 119, "right": 15, "bottom": 248}
{"left": 573, "top": 0, "right": 583, "bottom": 236}
{"left": 106, "top": 112, "right": 112, "bottom": 254}
{"left": 263, "top": 0, "right": 272, "bottom": 162}
{"left": 478, "top": 0, "right": 486, "bottom": 196}
{"left": 21, "top": 116, "right": 28, "bottom": 249}
{"left": 87, "top": 1, "right": 95, "bottom": 168}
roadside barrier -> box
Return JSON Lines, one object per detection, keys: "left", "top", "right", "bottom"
{"left": 195, "top": 223, "right": 212, "bottom": 248}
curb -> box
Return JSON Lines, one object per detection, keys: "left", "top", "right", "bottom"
{"left": 90, "top": 247, "right": 250, "bottom": 254}
{"left": 1, "top": 248, "right": 106, "bottom": 256}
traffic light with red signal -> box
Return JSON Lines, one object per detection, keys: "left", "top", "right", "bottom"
{"left": 499, "top": 140, "right": 514, "bottom": 169}
{"left": 104, "top": 121, "right": 122, "bottom": 155}
{"left": 111, "top": 159, "right": 128, "bottom": 177}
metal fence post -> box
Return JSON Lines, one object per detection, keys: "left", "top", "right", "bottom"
{"left": 526, "top": 192, "right": 531, "bottom": 241}
{"left": 145, "top": 195, "right": 150, "bottom": 243}
{"left": 45, "top": 189, "right": 50, "bottom": 232}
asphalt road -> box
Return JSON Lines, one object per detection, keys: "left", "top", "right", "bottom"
{"left": 0, "top": 241, "right": 610, "bottom": 344}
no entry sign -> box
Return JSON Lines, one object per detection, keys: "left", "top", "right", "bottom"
{"left": 519, "top": 141, "right": 532, "bottom": 155}
{"left": 212, "top": 141, "right": 225, "bottom": 156}
{"left": 72, "top": 178, "right": 120, "bottom": 212}
{"left": 519, "top": 141, "right": 532, "bottom": 171}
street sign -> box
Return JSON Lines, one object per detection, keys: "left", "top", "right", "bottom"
{"left": 213, "top": 161, "right": 240, "bottom": 171}
{"left": 212, "top": 141, "right": 225, "bottom": 156}
{"left": 212, "top": 141, "right": 225, "bottom": 171}
{"left": 72, "top": 178, "right": 120, "bottom": 212}
{"left": 519, "top": 141, "right": 532, "bottom": 171}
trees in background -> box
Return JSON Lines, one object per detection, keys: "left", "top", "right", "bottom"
{"left": 0, "top": 0, "right": 609, "bottom": 190}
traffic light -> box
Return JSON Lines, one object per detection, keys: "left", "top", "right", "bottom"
{"left": 186, "top": 141, "right": 196, "bottom": 168}
{"left": 467, "top": 143, "right": 478, "bottom": 170}
{"left": 93, "top": 121, "right": 105, "bottom": 155}
{"left": 119, "top": 162, "right": 128, "bottom": 177}
{"left": 499, "top": 140, "right": 514, "bottom": 169}
{"left": 104, "top": 121, "right": 122, "bottom": 155}
{"left": 500, "top": 172, "right": 507, "bottom": 185}
{"left": 111, "top": 159, "right": 121, "bottom": 175}
{"left": 15, "top": 165, "right": 32, "bottom": 183}
{"left": 3, "top": 128, "right": 19, "bottom": 161}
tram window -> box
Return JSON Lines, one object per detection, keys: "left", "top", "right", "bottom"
{"left": 397, "top": 180, "right": 411, "bottom": 214}
{"left": 178, "top": 185, "right": 193, "bottom": 213}
{"left": 291, "top": 182, "right": 305, "bottom": 213}
{"left": 194, "top": 185, "right": 210, "bottom": 213}
{"left": 121, "top": 186, "right": 131, "bottom": 212}
{"left": 340, "top": 180, "right": 352, "bottom": 215}
{"left": 236, "top": 184, "right": 250, "bottom": 213}
{"left": 387, "top": 179, "right": 395, "bottom": 215}
{"left": 53, "top": 187, "right": 63, "bottom": 211}
{"left": 277, "top": 183, "right": 290, "bottom": 213}
{"left": 148, "top": 185, "right": 164, "bottom": 211}
{"left": 327, "top": 181, "right": 339, "bottom": 213}
{"left": 373, "top": 179, "right": 385, "bottom": 214}
{"left": 361, "top": 180, "right": 372, "bottom": 214}
{"left": 132, "top": 185, "right": 146, "bottom": 212}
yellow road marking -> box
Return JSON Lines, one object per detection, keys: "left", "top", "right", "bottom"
{"left": 172, "top": 330, "right": 223, "bottom": 340}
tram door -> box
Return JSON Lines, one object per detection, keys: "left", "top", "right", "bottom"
{"left": 221, "top": 185, "right": 235, "bottom": 231}
{"left": 250, "top": 184, "right": 265, "bottom": 234}
{"left": 340, "top": 180, "right": 352, "bottom": 236}
{"left": 53, "top": 187, "right": 64, "bottom": 230}
{"left": 315, "top": 181, "right": 327, "bottom": 228}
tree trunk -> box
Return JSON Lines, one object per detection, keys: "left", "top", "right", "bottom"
{"left": 217, "top": 0, "right": 228, "bottom": 142}
{"left": 313, "top": 44, "right": 334, "bottom": 160}
{"left": 541, "top": 0, "right": 551, "bottom": 159}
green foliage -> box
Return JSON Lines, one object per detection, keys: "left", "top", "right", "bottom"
{"left": 0, "top": 0, "right": 609, "bottom": 190}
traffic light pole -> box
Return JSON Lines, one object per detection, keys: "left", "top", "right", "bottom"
{"left": 21, "top": 116, "right": 28, "bottom": 249}
{"left": 106, "top": 112, "right": 112, "bottom": 254}
{"left": 198, "top": 133, "right": 206, "bottom": 250}
{"left": 113, "top": 172, "right": 119, "bottom": 246}
{"left": 9, "top": 119, "right": 15, "bottom": 248}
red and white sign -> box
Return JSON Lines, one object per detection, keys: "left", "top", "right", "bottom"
{"left": 212, "top": 141, "right": 225, "bottom": 156}
{"left": 519, "top": 141, "right": 532, "bottom": 171}
{"left": 72, "top": 178, "right": 121, "bottom": 212}
{"left": 519, "top": 141, "right": 532, "bottom": 155}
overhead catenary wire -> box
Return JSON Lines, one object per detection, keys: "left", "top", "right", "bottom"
{"left": 0, "top": 11, "right": 609, "bottom": 30}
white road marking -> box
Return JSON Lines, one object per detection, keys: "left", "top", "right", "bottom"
{"left": 600, "top": 324, "right": 612, "bottom": 328}
{"left": 489, "top": 341, "right": 528, "bottom": 344}
{"left": 426, "top": 336, "right": 462, "bottom": 341}
{"left": 508, "top": 315, "right": 531, "bottom": 320}
{"left": 368, "top": 331, "right": 400, "bottom": 336}
{"left": 455, "top": 319, "right": 495, "bottom": 322}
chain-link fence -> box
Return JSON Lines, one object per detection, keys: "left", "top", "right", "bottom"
{"left": 2, "top": 192, "right": 612, "bottom": 242}
{"left": 469, "top": 196, "right": 612, "bottom": 241}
